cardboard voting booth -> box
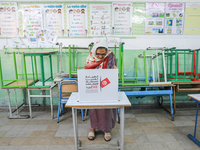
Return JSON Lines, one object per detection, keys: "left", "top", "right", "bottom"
{"left": 78, "top": 69, "right": 118, "bottom": 103}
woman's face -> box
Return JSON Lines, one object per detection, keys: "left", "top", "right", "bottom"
{"left": 95, "top": 48, "right": 107, "bottom": 60}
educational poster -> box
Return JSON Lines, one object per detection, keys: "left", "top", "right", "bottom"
{"left": 112, "top": 3, "right": 132, "bottom": 35}
{"left": 184, "top": 3, "right": 200, "bottom": 34}
{"left": 145, "top": 3, "right": 165, "bottom": 34}
{"left": 22, "top": 4, "right": 43, "bottom": 38}
{"left": 165, "top": 3, "right": 184, "bottom": 34}
{"left": 107, "top": 37, "right": 120, "bottom": 47}
{"left": 43, "top": 4, "right": 64, "bottom": 37}
{"left": 66, "top": 4, "right": 88, "bottom": 37}
{"left": 90, "top": 4, "right": 111, "bottom": 36}
{"left": 0, "top": 2, "right": 19, "bottom": 37}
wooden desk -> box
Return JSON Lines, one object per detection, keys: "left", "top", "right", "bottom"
{"left": 65, "top": 92, "right": 131, "bottom": 150}
{"left": 187, "top": 94, "right": 200, "bottom": 146}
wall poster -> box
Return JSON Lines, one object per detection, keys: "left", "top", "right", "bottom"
{"left": 90, "top": 4, "right": 111, "bottom": 36}
{"left": 184, "top": 3, "right": 200, "bottom": 34}
{"left": 67, "top": 4, "right": 88, "bottom": 37}
{"left": 165, "top": 3, "right": 184, "bottom": 34}
{"left": 43, "top": 4, "right": 64, "bottom": 37}
{"left": 0, "top": 2, "right": 19, "bottom": 37}
{"left": 22, "top": 4, "right": 43, "bottom": 38}
{"left": 145, "top": 3, "right": 165, "bottom": 34}
{"left": 112, "top": 2, "right": 132, "bottom": 35}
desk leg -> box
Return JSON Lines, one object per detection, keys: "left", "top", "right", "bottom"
{"left": 28, "top": 89, "right": 32, "bottom": 119}
{"left": 72, "top": 108, "right": 79, "bottom": 150}
{"left": 7, "top": 89, "right": 12, "bottom": 118}
{"left": 169, "top": 93, "right": 174, "bottom": 121}
{"left": 188, "top": 102, "right": 200, "bottom": 146}
{"left": 119, "top": 107, "right": 124, "bottom": 150}
{"left": 50, "top": 89, "right": 53, "bottom": 119}
{"left": 173, "top": 86, "right": 176, "bottom": 115}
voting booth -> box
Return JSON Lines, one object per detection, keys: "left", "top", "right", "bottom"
{"left": 78, "top": 69, "right": 118, "bottom": 103}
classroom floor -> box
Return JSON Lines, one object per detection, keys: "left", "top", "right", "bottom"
{"left": 0, "top": 106, "right": 200, "bottom": 150}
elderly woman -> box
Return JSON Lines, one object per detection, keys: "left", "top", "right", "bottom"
{"left": 85, "top": 39, "right": 117, "bottom": 141}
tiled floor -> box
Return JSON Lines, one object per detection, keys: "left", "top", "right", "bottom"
{"left": 0, "top": 107, "right": 200, "bottom": 150}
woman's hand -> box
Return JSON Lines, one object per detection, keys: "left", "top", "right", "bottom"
{"left": 114, "top": 65, "right": 118, "bottom": 69}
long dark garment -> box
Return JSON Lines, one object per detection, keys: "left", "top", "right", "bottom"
{"left": 87, "top": 52, "right": 117, "bottom": 132}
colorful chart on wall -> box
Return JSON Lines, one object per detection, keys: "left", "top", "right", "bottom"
{"left": 112, "top": 2, "right": 132, "bottom": 35}
{"left": 0, "top": 2, "right": 19, "bottom": 37}
{"left": 165, "top": 3, "right": 184, "bottom": 34}
{"left": 66, "top": 4, "right": 88, "bottom": 37}
{"left": 43, "top": 4, "right": 64, "bottom": 37}
{"left": 22, "top": 4, "right": 43, "bottom": 38}
{"left": 90, "top": 4, "right": 111, "bottom": 36}
{"left": 145, "top": 3, "right": 165, "bottom": 34}
{"left": 184, "top": 3, "right": 200, "bottom": 34}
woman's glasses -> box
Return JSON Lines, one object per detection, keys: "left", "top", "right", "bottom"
{"left": 96, "top": 53, "right": 106, "bottom": 57}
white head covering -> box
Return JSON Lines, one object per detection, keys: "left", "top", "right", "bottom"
{"left": 85, "top": 39, "right": 112, "bottom": 69}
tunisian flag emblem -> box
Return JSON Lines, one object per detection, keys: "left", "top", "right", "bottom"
{"left": 101, "top": 78, "right": 110, "bottom": 88}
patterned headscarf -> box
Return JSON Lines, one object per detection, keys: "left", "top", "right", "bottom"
{"left": 85, "top": 39, "right": 113, "bottom": 69}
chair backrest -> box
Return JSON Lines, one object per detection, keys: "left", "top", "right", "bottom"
{"left": 60, "top": 78, "right": 78, "bottom": 93}
{"left": 61, "top": 82, "right": 78, "bottom": 93}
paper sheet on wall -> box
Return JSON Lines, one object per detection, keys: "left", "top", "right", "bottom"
{"left": 112, "top": 3, "right": 132, "bottom": 35}
{"left": 67, "top": 4, "right": 88, "bottom": 37}
{"left": 165, "top": 3, "right": 184, "bottom": 34}
{"left": 145, "top": 3, "right": 165, "bottom": 34}
{"left": 90, "top": 4, "right": 111, "bottom": 36}
{"left": 184, "top": 3, "right": 200, "bottom": 34}
{"left": 107, "top": 37, "right": 120, "bottom": 47}
{"left": 0, "top": 2, "right": 19, "bottom": 37}
{"left": 22, "top": 4, "right": 43, "bottom": 38}
{"left": 12, "top": 37, "right": 26, "bottom": 48}
{"left": 43, "top": 4, "right": 64, "bottom": 37}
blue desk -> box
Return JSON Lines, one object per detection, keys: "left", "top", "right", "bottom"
{"left": 119, "top": 84, "right": 175, "bottom": 121}
{"left": 188, "top": 94, "right": 200, "bottom": 146}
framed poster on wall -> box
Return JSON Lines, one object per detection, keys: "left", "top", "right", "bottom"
{"left": 112, "top": 2, "right": 132, "bottom": 35}
{"left": 22, "top": 4, "right": 43, "bottom": 38}
{"left": 0, "top": 2, "right": 19, "bottom": 37}
{"left": 43, "top": 4, "right": 64, "bottom": 37}
{"left": 90, "top": 4, "right": 111, "bottom": 36}
{"left": 66, "top": 4, "right": 88, "bottom": 37}
{"left": 165, "top": 3, "right": 185, "bottom": 34}
{"left": 145, "top": 2, "right": 165, "bottom": 34}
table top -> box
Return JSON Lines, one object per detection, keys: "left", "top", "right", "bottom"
{"left": 24, "top": 51, "right": 58, "bottom": 55}
{"left": 65, "top": 92, "right": 131, "bottom": 108}
{"left": 53, "top": 77, "right": 77, "bottom": 83}
{"left": 188, "top": 94, "right": 200, "bottom": 102}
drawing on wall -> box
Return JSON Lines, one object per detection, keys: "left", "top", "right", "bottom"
{"left": 112, "top": 2, "right": 132, "bottom": 35}
{"left": 90, "top": 4, "right": 111, "bottom": 36}
{"left": 67, "top": 4, "right": 88, "bottom": 37}
{"left": 0, "top": 2, "right": 19, "bottom": 37}
{"left": 145, "top": 2, "right": 165, "bottom": 34}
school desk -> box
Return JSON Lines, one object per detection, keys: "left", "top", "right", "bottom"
{"left": 119, "top": 84, "right": 176, "bottom": 121}
{"left": 187, "top": 94, "right": 200, "bottom": 146}
{"left": 65, "top": 91, "right": 131, "bottom": 150}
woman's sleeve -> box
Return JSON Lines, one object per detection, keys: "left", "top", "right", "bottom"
{"left": 107, "top": 52, "right": 116, "bottom": 69}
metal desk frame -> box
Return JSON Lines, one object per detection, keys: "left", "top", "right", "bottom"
{"left": 119, "top": 84, "right": 175, "bottom": 121}
{"left": 65, "top": 92, "right": 131, "bottom": 150}
{"left": 187, "top": 94, "right": 200, "bottom": 146}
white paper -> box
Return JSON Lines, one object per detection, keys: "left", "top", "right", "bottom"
{"left": 22, "top": 4, "right": 43, "bottom": 38}
{"left": 0, "top": 2, "right": 19, "bottom": 37}
{"left": 165, "top": 3, "right": 184, "bottom": 34}
{"left": 90, "top": 4, "right": 111, "bottom": 36}
{"left": 107, "top": 37, "right": 120, "bottom": 47}
{"left": 145, "top": 3, "right": 165, "bottom": 34}
{"left": 67, "top": 4, "right": 88, "bottom": 37}
{"left": 112, "top": 3, "right": 132, "bottom": 35}
{"left": 43, "top": 4, "right": 64, "bottom": 37}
